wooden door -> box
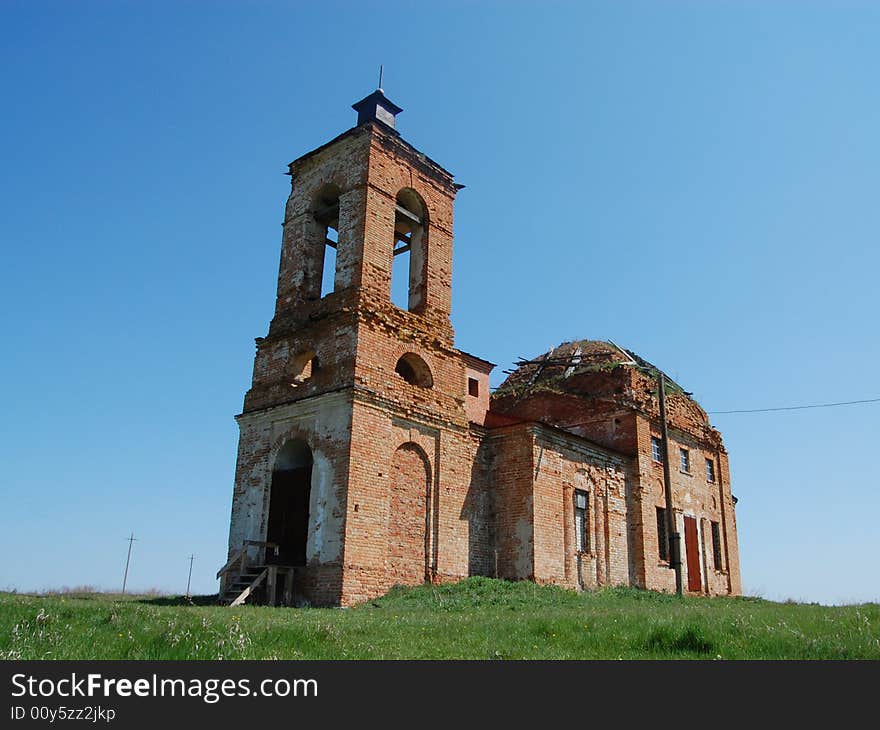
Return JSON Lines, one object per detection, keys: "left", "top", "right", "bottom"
{"left": 683, "top": 516, "right": 702, "bottom": 592}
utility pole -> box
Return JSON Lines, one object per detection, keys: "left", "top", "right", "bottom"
{"left": 186, "top": 554, "right": 195, "bottom": 599}
{"left": 658, "top": 375, "right": 684, "bottom": 596}
{"left": 121, "top": 533, "right": 137, "bottom": 595}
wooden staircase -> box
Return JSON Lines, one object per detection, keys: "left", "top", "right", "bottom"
{"left": 217, "top": 541, "right": 297, "bottom": 607}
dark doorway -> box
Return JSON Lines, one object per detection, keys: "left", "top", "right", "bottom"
{"left": 267, "top": 440, "right": 312, "bottom": 566}
{"left": 683, "top": 516, "right": 702, "bottom": 593}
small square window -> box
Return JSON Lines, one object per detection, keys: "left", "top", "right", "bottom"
{"left": 467, "top": 377, "right": 480, "bottom": 397}
{"left": 679, "top": 448, "right": 690, "bottom": 473}
{"left": 651, "top": 436, "right": 663, "bottom": 463}
{"left": 706, "top": 458, "right": 716, "bottom": 483}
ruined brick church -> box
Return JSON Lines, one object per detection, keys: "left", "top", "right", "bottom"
{"left": 219, "top": 89, "right": 742, "bottom": 606}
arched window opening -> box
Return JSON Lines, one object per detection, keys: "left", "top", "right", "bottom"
{"left": 268, "top": 439, "right": 313, "bottom": 566}
{"left": 290, "top": 350, "right": 319, "bottom": 387}
{"left": 314, "top": 185, "right": 341, "bottom": 298}
{"left": 391, "top": 189, "right": 426, "bottom": 311}
{"left": 395, "top": 353, "right": 433, "bottom": 388}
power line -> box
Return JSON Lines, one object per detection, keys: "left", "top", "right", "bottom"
{"left": 709, "top": 397, "right": 880, "bottom": 415}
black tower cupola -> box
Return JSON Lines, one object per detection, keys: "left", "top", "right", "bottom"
{"left": 352, "top": 89, "right": 403, "bottom": 130}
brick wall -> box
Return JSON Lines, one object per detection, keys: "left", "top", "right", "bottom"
{"left": 633, "top": 414, "right": 739, "bottom": 595}
{"left": 488, "top": 424, "right": 536, "bottom": 580}
{"left": 529, "top": 427, "right": 629, "bottom": 590}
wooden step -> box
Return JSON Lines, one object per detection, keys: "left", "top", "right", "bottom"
{"left": 219, "top": 564, "right": 298, "bottom": 607}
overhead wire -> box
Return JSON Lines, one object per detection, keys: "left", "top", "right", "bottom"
{"left": 708, "top": 397, "right": 880, "bottom": 415}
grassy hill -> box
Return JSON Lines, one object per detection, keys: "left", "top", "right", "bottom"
{"left": 1, "top": 578, "right": 878, "bottom": 660}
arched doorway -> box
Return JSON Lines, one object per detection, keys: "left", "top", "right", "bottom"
{"left": 388, "top": 443, "right": 431, "bottom": 585}
{"left": 267, "top": 439, "right": 312, "bottom": 566}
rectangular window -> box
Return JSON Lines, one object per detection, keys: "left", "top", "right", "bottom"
{"left": 468, "top": 377, "right": 480, "bottom": 397}
{"left": 706, "top": 458, "right": 715, "bottom": 483}
{"left": 711, "top": 521, "right": 723, "bottom": 571}
{"left": 575, "top": 490, "right": 590, "bottom": 553}
{"left": 651, "top": 436, "right": 663, "bottom": 463}
{"left": 679, "top": 448, "right": 690, "bottom": 473}
{"left": 656, "top": 507, "right": 669, "bottom": 561}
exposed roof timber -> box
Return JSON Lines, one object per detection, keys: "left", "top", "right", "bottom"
{"left": 395, "top": 203, "right": 422, "bottom": 226}
{"left": 526, "top": 348, "right": 554, "bottom": 387}
{"left": 606, "top": 338, "right": 637, "bottom": 366}
{"left": 511, "top": 347, "right": 690, "bottom": 397}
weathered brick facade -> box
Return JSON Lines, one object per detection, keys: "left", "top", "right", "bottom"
{"left": 490, "top": 340, "right": 742, "bottom": 597}
{"left": 222, "top": 91, "right": 742, "bottom": 606}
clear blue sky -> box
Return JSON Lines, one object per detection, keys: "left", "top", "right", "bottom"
{"left": 1, "top": 1, "right": 877, "bottom": 604}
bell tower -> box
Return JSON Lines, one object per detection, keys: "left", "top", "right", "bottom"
{"left": 242, "top": 87, "right": 460, "bottom": 413}
{"left": 224, "top": 87, "right": 491, "bottom": 607}
{"left": 272, "top": 86, "right": 455, "bottom": 319}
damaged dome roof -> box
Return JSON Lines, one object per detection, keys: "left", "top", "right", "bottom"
{"left": 498, "top": 339, "right": 690, "bottom": 396}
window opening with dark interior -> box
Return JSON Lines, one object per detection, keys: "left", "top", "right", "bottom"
{"left": 395, "top": 353, "right": 433, "bottom": 388}
{"left": 711, "top": 521, "right": 723, "bottom": 571}
{"left": 656, "top": 506, "right": 669, "bottom": 561}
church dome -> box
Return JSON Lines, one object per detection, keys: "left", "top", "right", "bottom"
{"left": 496, "top": 339, "right": 688, "bottom": 396}
{"left": 491, "top": 339, "right": 720, "bottom": 451}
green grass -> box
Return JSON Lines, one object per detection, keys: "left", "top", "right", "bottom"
{"left": 1, "top": 578, "right": 878, "bottom": 660}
